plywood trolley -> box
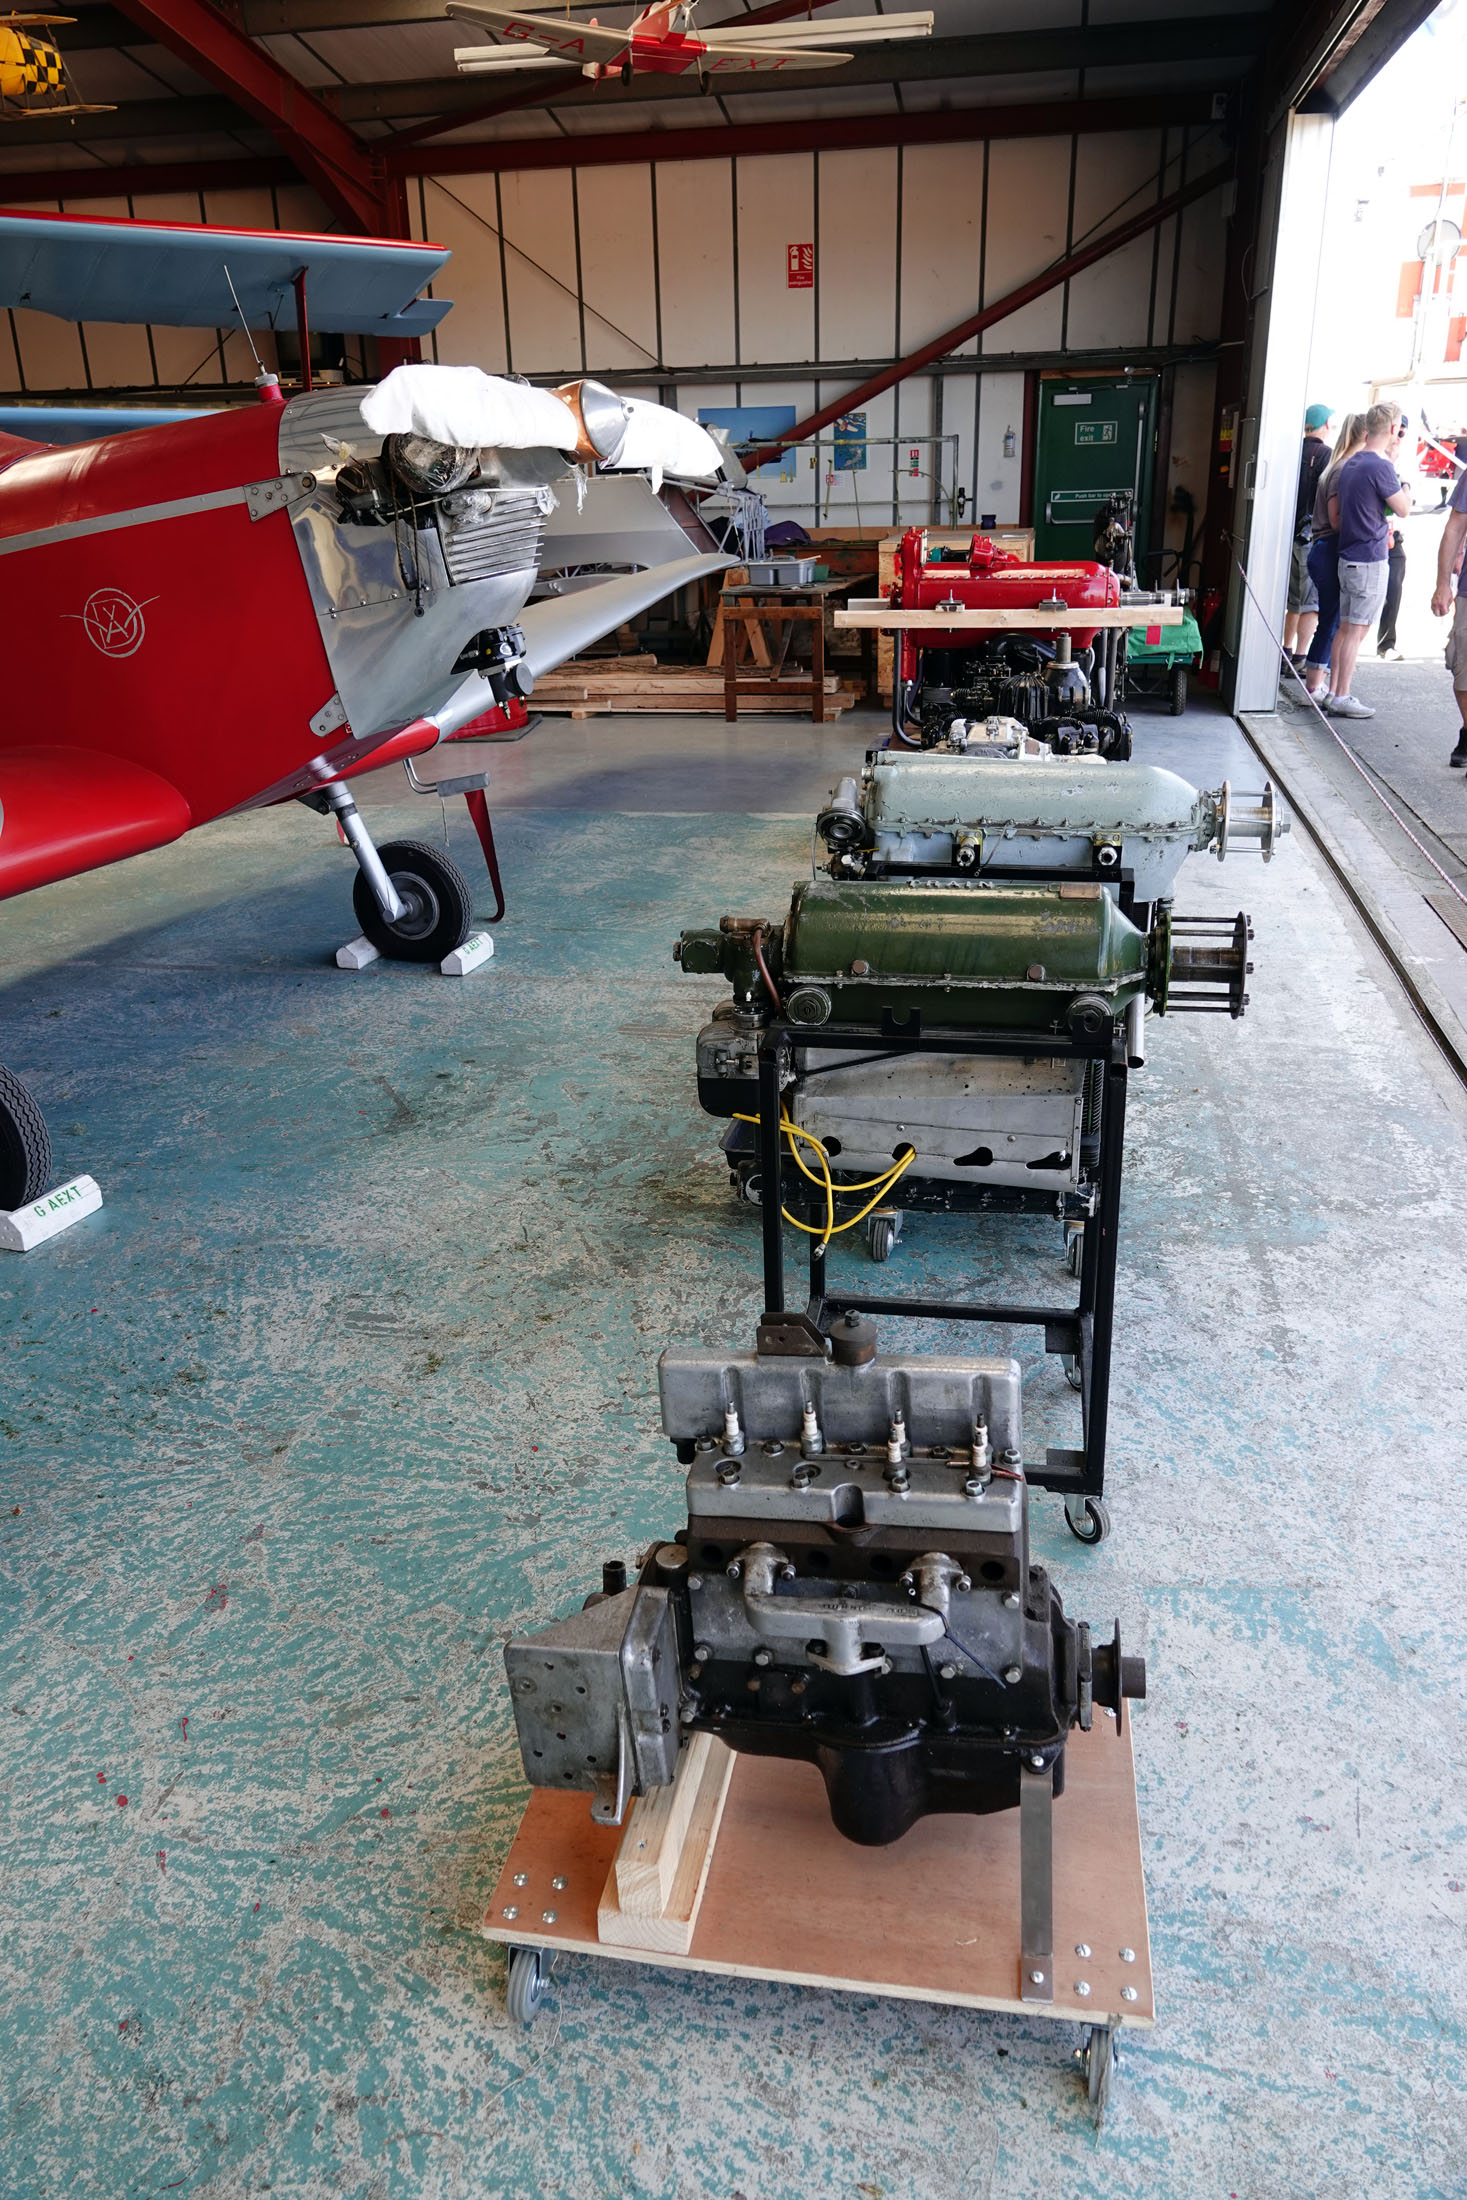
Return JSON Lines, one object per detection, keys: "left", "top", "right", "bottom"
{"left": 483, "top": 1717, "right": 1153, "bottom": 2126}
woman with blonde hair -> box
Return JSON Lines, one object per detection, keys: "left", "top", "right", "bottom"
{"left": 1301, "top": 410, "right": 1368, "bottom": 698}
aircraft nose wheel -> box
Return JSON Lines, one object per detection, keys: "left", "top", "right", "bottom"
{"left": 0, "top": 1063, "right": 52, "bottom": 1210}
{"left": 352, "top": 839, "right": 474, "bottom": 963}
{"left": 506, "top": 1944, "right": 548, "bottom": 2027}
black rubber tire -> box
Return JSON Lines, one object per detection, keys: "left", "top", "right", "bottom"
{"left": 352, "top": 839, "right": 473, "bottom": 964}
{"left": 1168, "top": 664, "right": 1188, "bottom": 716}
{"left": 0, "top": 1063, "right": 52, "bottom": 1210}
{"left": 868, "top": 1215, "right": 897, "bottom": 1263}
{"left": 1065, "top": 1497, "right": 1111, "bottom": 1545}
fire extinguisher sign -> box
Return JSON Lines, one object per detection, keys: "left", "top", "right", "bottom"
{"left": 787, "top": 243, "right": 814, "bottom": 289}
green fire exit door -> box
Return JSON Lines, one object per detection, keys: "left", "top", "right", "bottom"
{"left": 1032, "top": 376, "right": 1157, "bottom": 564}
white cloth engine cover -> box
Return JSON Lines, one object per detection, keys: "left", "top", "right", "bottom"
{"left": 360, "top": 364, "right": 578, "bottom": 451}
{"left": 358, "top": 364, "right": 723, "bottom": 485}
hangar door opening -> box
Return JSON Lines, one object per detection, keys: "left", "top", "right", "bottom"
{"left": 1032, "top": 377, "right": 1157, "bottom": 567}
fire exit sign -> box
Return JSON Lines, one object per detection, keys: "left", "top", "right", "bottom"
{"left": 1075, "top": 420, "right": 1117, "bottom": 446}
{"left": 787, "top": 243, "right": 814, "bottom": 289}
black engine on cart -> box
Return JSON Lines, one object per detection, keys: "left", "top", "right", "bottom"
{"left": 916, "top": 635, "right": 1132, "bottom": 759}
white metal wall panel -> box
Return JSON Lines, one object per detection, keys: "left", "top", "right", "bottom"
{"left": 1064, "top": 132, "right": 1162, "bottom": 351}
{"left": 422, "top": 176, "right": 510, "bottom": 374}
{"left": 655, "top": 161, "right": 736, "bottom": 368}
{"left": 499, "top": 167, "right": 583, "bottom": 375}
{"left": 979, "top": 136, "right": 1069, "bottom": 353}
{"left": 735, "top": 154, "right": 816, "bottom": 369}
{"left": 0, "top": 310, "right": 20, "bottom": 395}
{"left": 1171, "top": 185, "right": 1229, "bottom": 344}
{"left": 940, "top": 369, "right": 977, "bottom": 520}
{"left": 8, "top": 307, "right": 87, "bottom": 393}
{"left": 816, "top": 147, "right": 898, "bottom": 364}
{"left": 973, "top": 366, "right": 1025, "bottom": 523}
{"left": 899, "top": 143, "right": 985, "bottom": 357}
{"left": 576, "top": 164, "right": 659, "bottom": 375}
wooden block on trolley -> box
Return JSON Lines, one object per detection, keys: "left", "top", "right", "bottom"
{"left": 597, "top": 1733, "right": 735, "bottom": 1954}
{"left": 484, "top": 1719, "right": 1153, "bottom": 2029}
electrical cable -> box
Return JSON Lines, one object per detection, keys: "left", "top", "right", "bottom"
{"left": 733, "top": 1107, "right": 916, "bottom": 1245}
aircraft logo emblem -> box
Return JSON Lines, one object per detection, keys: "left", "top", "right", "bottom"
{"left": 67, "top": 587, "right": 156, "bottom": 658}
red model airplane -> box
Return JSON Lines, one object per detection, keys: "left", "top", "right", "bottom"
{"left": 449, "top": 0, "right": 931, "bottom": 86}
{"left": 0, "top": 208, "right": 728, "bottom": 1208}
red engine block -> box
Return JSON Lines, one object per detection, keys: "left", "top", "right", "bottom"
{"left": 891, "top": 527, "right": 1121, "bottom": 683}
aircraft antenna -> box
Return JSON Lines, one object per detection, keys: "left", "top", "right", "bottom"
{"left": 221, "top": 264, "right": 266, "bottom": 378}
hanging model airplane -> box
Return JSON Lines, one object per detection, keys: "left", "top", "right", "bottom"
{"left": 0, "top": 13, "right": 112, "bottom": 117}
{"left": 0, "top": 208, "right": 730, "bottom": 1208}
{"left": 448, "top": 0, "right": 932, "bottom": 86}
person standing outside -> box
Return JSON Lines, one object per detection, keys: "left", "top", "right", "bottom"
{"left": 1376, "top": 520, "right": 1407, "bottom": 660}
{"left": 1323, "top": 402, "right": 1411, "bottom": 718}
{"left": 1301, "top": 412, "right": 1367, "bottom": 699}
{"left": 1285, "top": 403, "right": 1333, "bottom": 665}
{"left": 1429, "top": 459, "right": 1467, "bottom": 766}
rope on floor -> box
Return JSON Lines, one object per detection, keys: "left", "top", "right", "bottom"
{"left": 1235, "top": 556, "right": 1467, "bottom": 910}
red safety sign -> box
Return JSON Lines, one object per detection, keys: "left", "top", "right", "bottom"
{"left": 787, "top": 243, "right": 814, "bottom": 289}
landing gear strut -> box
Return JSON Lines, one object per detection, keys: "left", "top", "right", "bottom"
{"left": 304, "top": 783, "right": 475, "bottom": 963}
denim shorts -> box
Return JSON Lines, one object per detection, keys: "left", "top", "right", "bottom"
{"left": 1337, "top": 558, "right": 1389, "bottom": 627}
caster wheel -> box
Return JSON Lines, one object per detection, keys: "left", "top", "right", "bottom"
{"left": 352, "top": 839, "right": 474, "bottom": 963}
{"left": 1065, "top": 1497, "right": 1111, "bottom": 1545}
{"left": 868, "top": 1214, "right": 898, "bottom": 1264}
{"left": 0, "top": 1063, "right": 52, "bottom": 1210}
{"left": 1169, "top": 664, "right": 1188, "bottom": 716}
{"left": 1065, "top": 1228, "right": 1083, "bottom": 1278}
{"left": 741, "top": 1170, "right": 763, "bottom": 1207}
{"left": 1083, "top": 2023, "right": 1116, "bottom": 2127}
{"left": 506, "top": 1944, "right": 547, "bottom": 2027}
{"left": 1062, "top": 1353, "right": 1083, "bottom": 1392}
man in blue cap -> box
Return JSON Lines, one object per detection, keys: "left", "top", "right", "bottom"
{"left": 1284, "top": 403, "right": 1334, "bottom": 666}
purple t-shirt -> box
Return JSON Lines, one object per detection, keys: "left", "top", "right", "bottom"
{"left": 1334, "top": 449, "right": 1400, "bottom": 563}
{"left": 1451, "top": 465, "right": 1467, "bottom": 515}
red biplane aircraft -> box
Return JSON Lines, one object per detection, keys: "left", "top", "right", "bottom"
{"left": 0, "top": 207, "right": 728, "bottom": 1208}
{"left": 449, "top": 0, "right": 931, "bottom": 86}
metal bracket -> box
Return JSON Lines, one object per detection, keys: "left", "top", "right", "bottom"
{"left": 404, "top": 758, "right": 491, "bottom": 799}
{"left": 591, "top": 1701, "right": 634, "bottom": 1826}
{"left": 310, "top": 693, "right": 349, "bottom": 741}
{"left": 754, "top": 1311, "right": 831, "bottom": 1360}
{"left": 1019, "top": 1760, "right": 1054, "bottom": 2004}
{"left": 245, "top": 473, "right": 315, "bottom": 522}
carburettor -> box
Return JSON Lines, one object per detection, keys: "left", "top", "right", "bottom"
{"left": 503, "top": 1337, "right": 1145, "bottom": 1848}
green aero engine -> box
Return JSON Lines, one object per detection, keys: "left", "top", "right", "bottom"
{"left": 677, "top": 876, "right": 1246, "bottom": 1042}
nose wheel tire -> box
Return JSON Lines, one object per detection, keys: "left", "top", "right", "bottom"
{"left": 1065, "top": 1496, "right": 1111, "bottom": 1545}
{"left": 0, "top": 1063, "right": 52, "bottom": 1210}
{"left": 352, "top": 839, "right": 474, "bottom": 963}
{"left": 506, "top": 1945, "right": 547, "bottom": 2027}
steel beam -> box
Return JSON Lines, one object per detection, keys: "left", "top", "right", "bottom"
{"left": 106, "top": 0, "right": 388, "bottom": 231}
{"left": 741, "top": 160, "right": 1234, "bottom": 465}
{"left": 387, "top": 91, "right": 1218, "bottom": 177}
{"left": 0, "top": 155, "right": 296, "bottom": 202}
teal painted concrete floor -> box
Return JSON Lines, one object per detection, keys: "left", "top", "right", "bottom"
{"left": 1, "top": 707, "right": 1464, "bottom": 2199}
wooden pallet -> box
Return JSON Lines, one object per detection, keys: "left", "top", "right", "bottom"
{"left": 483, "top": 1718, "right": 1153, "bottom": 2111}
{"left": 533, "top": 667, "right": 861, "bottom": 718}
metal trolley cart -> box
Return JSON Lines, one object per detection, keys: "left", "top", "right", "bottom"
{"left": 748, "top": 1011, "right": 1127, "bottom": 1545}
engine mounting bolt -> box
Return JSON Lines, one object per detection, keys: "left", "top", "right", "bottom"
{"left": 513, "top": 1872, "right": 528, "bottom": 1887}
{"left": 1004, "top": 1666, "right": 1023, "bottom": 1685}
{"left": 939, "top": 1663, "right": 958, "bottom": 1681}
{"left": 1075, "top": 1982, "right": 1091, "bottom": 1998}
{"left": 1119, "top": 1947, "right": 1136, "bottom": 1963}
{"left": 752, "top": 1649, "right": 772, "bottom": 1667}
{"left": 1121, "top": 1986, "right": 1138, "bottom": 2003}
{"left": 1075, "top": 1944, "right": 1091, "bottom": 1960}
{"left": 694, "top": 1644, "right": 713, "bottom": 1663}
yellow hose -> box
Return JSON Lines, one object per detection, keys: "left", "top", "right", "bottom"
{"left": 733, "top": 1109, "right": 917, "bottom": 1245}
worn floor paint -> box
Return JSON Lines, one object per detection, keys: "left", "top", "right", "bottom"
{"left": 0, "top": 707, "right": 1464, "bottom": 2199}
